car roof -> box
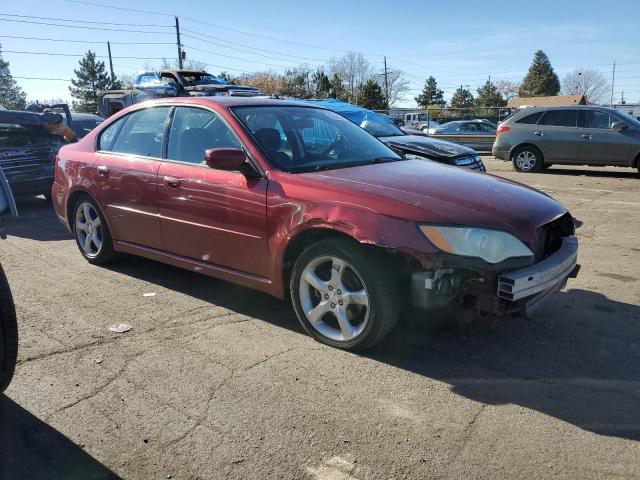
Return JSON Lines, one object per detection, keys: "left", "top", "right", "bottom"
{"left": 150, "top": 96, "right": 325, "bottom": 109}
{"left": 512, "top": 105, "right": 617, "bottom": 114}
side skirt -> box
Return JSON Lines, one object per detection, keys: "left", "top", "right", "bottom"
{"left": 114, "top": 240, "right": 280, "bottom": 297}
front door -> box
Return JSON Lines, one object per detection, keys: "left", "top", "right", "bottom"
{"left": 157, "top": 106, "right": 270, "bottom": 277}
{"left": 578, "top": 110, "right": 632, "bottom": 165}
{"left": 533, "top": 109, "right": 580, "bottom": 163}
{"left": 93, "top": 106, "right": 171, "bottom": 250}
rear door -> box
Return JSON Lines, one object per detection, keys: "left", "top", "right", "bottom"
{"left": 94, "top": 106, "right": 171, "bottom": 250}
{"left": 157, "top": 106, "right": 270, "bottom": 277}
{"left": 533, "top": 109, "right": 580, "bottom": 162}
{"left": 578, "top": 110, "right": 631, "bottom": 165}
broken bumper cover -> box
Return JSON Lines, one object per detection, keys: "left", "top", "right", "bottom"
{"left": 497, "top": 236, "right": 579, "bottom": 312}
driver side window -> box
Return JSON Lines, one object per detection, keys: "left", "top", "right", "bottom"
{"left": 167, "top": 107, "right": 241, "bottom": 165}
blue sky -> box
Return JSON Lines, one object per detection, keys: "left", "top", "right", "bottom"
{"left": 1, "top": 0, "right": 639, "bottom": 106}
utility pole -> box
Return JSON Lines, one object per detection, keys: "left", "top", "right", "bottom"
{"left": 175, "top": 16, "right": 183, "bottom": 69}
{"left": 383, "top": 56, "right": 390, "bottom": 110}
{"left": 107, "top": 41, "right": 115, "bottom": 83}
{"left": 610, "top": 60, "right": 615, "bottom": 107}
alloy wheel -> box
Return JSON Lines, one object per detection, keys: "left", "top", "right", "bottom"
{"left": 515, "top": 151, "right": 537, "bottom": 170}
{"left": 75, "top": 202, "right": 103, "bottom": 258}
{"left": 298, "top": 256, "right": 370, "bottom": 342}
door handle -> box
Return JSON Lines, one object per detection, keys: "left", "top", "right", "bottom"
{"left": 96, "top": 165, "right": 109, "bottom": 176}
{"left": 533, "top": 131, "right": 544, "bottom": 136}
{"left": 163, "top": 176, "right": 181, "bottom": 188}
{"left": 581, "top": 134, "right": 592, "bottom": 140}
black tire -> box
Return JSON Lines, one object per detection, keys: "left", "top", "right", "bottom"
{"left": 0, "top": 264, "right": 18, "bottom": 393}
{"left": 290, "top": 237, "right": 402, "bottom": 350}
{"left": 512, "top": 145, "right": 543, "bottom": 172}
{"left": 541, "top": 163, "right": 553, "bottom": 170}
{"left": 72, "top": 195, "right": 116, "bottom": 265}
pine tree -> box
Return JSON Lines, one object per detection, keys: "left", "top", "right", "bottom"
{"left": 0, "top": 45, "right": 27, "bottom": 110}
{"left": 357, "top": 80, "right": 386, "bottom": 110}
{"left": 475, "top": 81, "right": 506, "bottom": 107}
{"left": 518, "top": 50, "right": 560, "bottom": 97}
{"left": 415, "top": 76, "right": 445, "bottom": 107}
{"left": 450, "top": 87, "right": 474, "bottom": 109}
{"left": 329, "top": 73, "right": 348, "bottom": 101}
{"left": 69, "top": 50, "right": 114, "bottom": 113}
{"left": 313, "top": 70, "right": 332, "bottom": 98}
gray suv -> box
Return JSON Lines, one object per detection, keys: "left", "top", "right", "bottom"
{"left": 493, "top": 106, "right": 640, "bottom": 173}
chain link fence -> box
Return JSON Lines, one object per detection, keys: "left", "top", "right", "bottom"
{"left": 375, "top": 107, "right": 514, "bottom": 129}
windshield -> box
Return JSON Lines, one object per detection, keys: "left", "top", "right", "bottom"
{"left": 181, "top": 72, "right": 226, "bottom": 86}
{"left": 339, "top": 111, "right": 404, "bottom": 137}
{"left": 233, "top": 106, "right": 402, "bottom": 172}
{"left": 615, "top": 109, "right": 640, "bottom": 128}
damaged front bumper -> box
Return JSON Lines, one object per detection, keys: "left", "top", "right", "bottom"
{"left": 410, "top": 235, "right": 580, "bottom": 318}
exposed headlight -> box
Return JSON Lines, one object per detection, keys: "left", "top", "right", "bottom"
{"left": 419, "top": 225, "right": 533, "bottom": 264}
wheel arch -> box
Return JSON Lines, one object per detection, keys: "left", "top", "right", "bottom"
{"left": 66, "top": 189, "right": 114, "bottom": 237}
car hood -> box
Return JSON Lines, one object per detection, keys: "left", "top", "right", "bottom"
{"left": 300, "top": 159, "right": 566, "bottom": 242}
{"left": 379, "top": 134, "right": 476, "bottom": 161}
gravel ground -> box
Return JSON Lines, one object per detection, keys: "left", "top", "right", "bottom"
{"left": 1, "top": 159, "right": 639, "bottom": 480}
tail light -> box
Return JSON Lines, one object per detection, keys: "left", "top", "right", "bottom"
{"left": 496, "top": 126, "right": 511, "bottom": 135}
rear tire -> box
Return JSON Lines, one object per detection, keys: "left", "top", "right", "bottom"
{"left": 512, "top": 145, "right": 543, "bottom": 172}
{"left": 72, "top": 195, "right": 116, "bottom": 265}
{"left": 0, "top": 264, "right": 18, "bottom": 393}
{"left": 290, "top": 238, "right": 401, "bottom": 351}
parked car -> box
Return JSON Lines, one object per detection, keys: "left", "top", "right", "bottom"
{"left": 309, "top": 100, "right": 485, "bottom": 171}
{"left": 0, "top": 260, "right": 18, "bottom": 392}
{"left": 98, "top": 70, "right": 260, "bottom": 117}
{"left": 0, "top": 109, "right": 72, "bottom": 200}
{"left": 53, "top": 97, "right": 579, "bottom": 350}
{"left": 493, "top": 106, "right": 640, "bottom": 173}
{"left": 427, "top": 120, "right": 497, "bottom": 152}
{"left": 70, "top": 112, "right": 103, "bottom": 139}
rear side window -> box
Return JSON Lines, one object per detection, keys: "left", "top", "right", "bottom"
{"left": 539, "top": 110, "right": 577, "bottom": 127}
{"left": 98, "top": 116, "right": 127, "bottom": 151}
{"left": 579, "top": 110, "right": 617, "bottom": 129}
{"left": 110, "top": 107, "right": 171, "bottom": 158}
{"left": 516, "top": 112, "right": 543, "bottom": 124}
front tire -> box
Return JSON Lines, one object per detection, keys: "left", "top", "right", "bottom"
{"left": 512, "top": 145, "right": 543, "bottom": 172}
{"left": 290, "top": 238, "right": 401, "bottom": 350}
{"left": 72, "top": 195, "right": 115, "bottom": 265}
{"left": 0, "top": 264, "right": 17, "bottom": 393}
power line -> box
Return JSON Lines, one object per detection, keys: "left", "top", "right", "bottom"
{"left": 62, "top": 0, "right": 382, "bottom": 56}
{"left": 0, "top": 13, "right": 173, "bottom": 28}
{"left": 182, "top": 44, "right": 301, "bottom": 69}
{"left": 0, "top": 34, "right": 174, "bottom": 45}
{"left": 181, "top": 32, "right": 325, "bottom": 65}
{"left": 0, "top": 17, "right": 173, "bottom": 34}
{"left": 2, "top": 49, "right": 173, "bottom": 60}
{"left": 14, "top": 76, "right": 69, "bottom": 81}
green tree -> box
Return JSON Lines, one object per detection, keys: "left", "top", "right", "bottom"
{"left": 415, "top": 76, "right": 445, "bottom": 107}
{"left": 518, "top": 50, "right": 560, "bottom": 97}
{"left": 0, "top": 45, "right": 27, "bottom": 110}
{"left": 450, "top": 87, "right": 474, "bottom": 109}
{"left": 329, "top": 73, "right": 348, "bottom": 101}
{"left": 356, "top": 79, "right": 386, "bottom": 109}
{"left": 69, "top": 50, "right": 115, "bottom": 113}
{"left": 475, "top": 81, "right": 506, "bottom": 107}
{"left": 313, "top": 70, "right": 332, "bottom": 98}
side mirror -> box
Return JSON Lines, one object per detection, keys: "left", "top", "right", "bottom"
{"left": 611, "top": 121, "right": 627, "bottom": 132}
{"left": 205, "top": 148, "right": 247, "bottom": 171}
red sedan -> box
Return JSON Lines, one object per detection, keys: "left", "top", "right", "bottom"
{"left": 53, "top": 97, "right": 579, "bottom": 350}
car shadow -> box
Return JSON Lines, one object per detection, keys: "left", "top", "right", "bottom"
{"left": 1, "top": 196, "right": 72, "bottom": 242}
{"left": 0, "top": 395, "right": 121, "bottom": 479}
{"left": 103, "top": 256, "right": 640, "bottom": 442}
{"left": 541, "top": 167, "right": 638, "bottom": 179}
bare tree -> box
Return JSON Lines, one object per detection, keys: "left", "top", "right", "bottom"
{"left": 494, "top": 80, "right": 520, "bottom": 100}
{"left": 377, "top": 69, "right": 410, "bottom": 107}
{"left": 561, "top": 68, "right": 609, "bottom": 104}
{"left": 329, "top": 51, "right": 373, "bottom": 103}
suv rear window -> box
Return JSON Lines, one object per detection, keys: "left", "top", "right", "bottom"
{"left": 539, "top": 110, "right": 577, "bottom": 127}
{"left": 516, "top": 112, "right": 543, "bottom": 124}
